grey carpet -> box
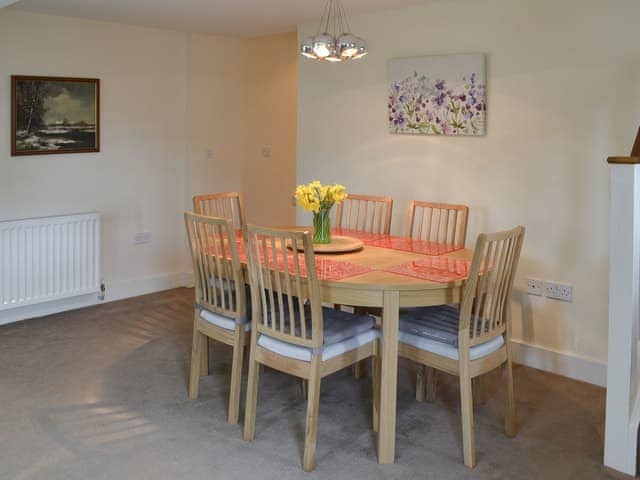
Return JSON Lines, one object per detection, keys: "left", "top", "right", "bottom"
{"left": 0, "top": 288, "right": 614, "bottom": 479}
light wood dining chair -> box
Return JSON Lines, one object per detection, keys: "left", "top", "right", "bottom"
{"left": 398, "top": 226, "right": 525, "bottom": 468}
{"left": 334, "top": 193, "right": 393, "bottom": 378}
{"left": 184, "top": 212, "right": 250, "bottom": 425}
{"left": 334, "top": 194, "right": 392, "bottom": 379}
{"left": 193, "top": 192, "right": 246, "bottom": 230}
{"left": 242, "top": 226, "right": 381, "bottom": 472}
{"left": 334, "top": 193, "right": 393, "bottom": 234}
{"left": 406, "top": 201, "right": 469, "bottom": 247}
{"left": 406, "top": 201, "right": 469, "bottom": 400}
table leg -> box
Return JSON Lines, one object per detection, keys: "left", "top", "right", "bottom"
{"left": 377, "top": 289, "right": 399, "bottom": 464}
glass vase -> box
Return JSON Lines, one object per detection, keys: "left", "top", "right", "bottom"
{"left": 312, "top": 207, "right": 332, "bottom": 244}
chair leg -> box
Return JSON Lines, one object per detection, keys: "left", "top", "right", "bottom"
{"left": 188, "top": 326, "right": 204, "bottom": 400}
{"left": 415, "top": 364, "right": 426, "bottom": 401}
{"left": 473, "top": 375, "right": 488, "bottom": 406}
{"left": 227, "top": 329, "right": 244, "bottom": 425}
{"left": 459, "top": 372, "right": 476, "bottom": 468}
{"left": 303, "top": 357, "right": 322, "bottom": 472}
{"left": 505, "top": 357, "right": 517, "bottom": 437}
{"left": 243, "top": 343, "right": 261, "bottom": 442}
{"left": 425, "top": 367, "right": 437, "bottom": 402}
{"left": 200, "top": 336, "right": 209, "bottom": 376}
{"left": 372, "top": 355, "right": 380, "bottom": 433}
{"left": 351, "top": 306, "right": 369, "bottom": 380}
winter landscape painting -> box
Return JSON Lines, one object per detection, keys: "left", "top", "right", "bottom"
{"left": 388, "top": 54, "right": 486, "bottom": 136}
{"left": 11, "top": 76, "right": 100, "bottom": 156}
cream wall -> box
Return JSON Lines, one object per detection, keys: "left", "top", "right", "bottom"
{"left": 0, "top": 10, "right": 189, "bottom": 302}
{"left": 244, "top": 32, "right": 297, "bottom": 227}
{"left": 297, "top": 0, "right": 640, "bottom": 384}
{"left": 0, "top": 9, "right": 297, "bottom": 319}
{"left": 185, "top": 32, "right": 297, "bottom": 227}
{"left": 187, "top": 34, "right": 247, "bottom": 200}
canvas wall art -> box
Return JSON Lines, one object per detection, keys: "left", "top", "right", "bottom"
{"left": 11, "top": 76, "right": 100, "bottom": 156}
{"left": 388, "top": 54, "right": 486, "bottom": 136}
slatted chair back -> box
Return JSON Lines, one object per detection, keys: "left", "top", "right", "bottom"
{"left": 184, "top": 212, "right": 246, "bottom": 321}
{"left": 459, "top": 226, "right": 525, "bottom": 349}
{"left": 245, "top": 226, "right": 323, "bottom": 350}
{"left": 334, "top": 194, "right": 393, "bottom": 234}
{"left": 193, "top": 192, "right": 246, "bottom": 230}
{"left": 406, "top": 201, "right": 469, "bottom": 247}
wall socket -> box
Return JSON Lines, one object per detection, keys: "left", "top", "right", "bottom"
{"left": 526, "top": 277, "right": 543, "bottom": 296}
{"left": 134, "top": 232, "right": 151, "bottom": 245}
{"left": 544, "top": 281, "right": 573, "bottom": 302}
{"left": 527, "top": 277, "right": 573, "bottom": 302}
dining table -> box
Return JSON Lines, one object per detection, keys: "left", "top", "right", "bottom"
{"left": 236, "top": 227, "right": 474, "bottom": 464}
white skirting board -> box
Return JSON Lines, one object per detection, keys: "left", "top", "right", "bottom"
{"left": 0, "top": 272, "right": 191, "bottom": 326}
{"left": 510, "top": 339, "right": 606, "bottom": 387}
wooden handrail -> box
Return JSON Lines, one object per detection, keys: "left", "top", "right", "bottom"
{"left": 607, "top": 157, "right": 640, "bottom": 164}
{"left": 608, "top": 127, "right": 640, "bottom": 164}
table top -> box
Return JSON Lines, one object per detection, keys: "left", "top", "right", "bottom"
{"left": 236, "top": 227, "right": 473, "bottom": 292}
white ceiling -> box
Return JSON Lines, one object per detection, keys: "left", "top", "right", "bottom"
{"left": 7, "top": 0, "right": 428, "bottom": 37}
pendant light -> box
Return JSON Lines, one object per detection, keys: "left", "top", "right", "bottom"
{"left": 300, "top": 0, "right": 368, "bottom": 63}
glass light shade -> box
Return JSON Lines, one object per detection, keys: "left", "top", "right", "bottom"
{"left": 325, "top": 54, "right": 342, "bottom": 63}
{"left": 352, "top": 37, "right": 368, "bottom": 59}
{"left": 312, "top": 33, "right": 335, "bottom": 59}
{"left": 300, "top": 36, "right": 316, "bottom": 58}
{"left": 338, "top": 33, "right": 358, "bottom": 58}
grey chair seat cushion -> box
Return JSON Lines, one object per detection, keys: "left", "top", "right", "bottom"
{"left": 261, "top": 302, "right": 375, "bottom": 346}
{"left": 322, "top": 307, "right": 376, "bottom": 345}
{"left": 257, "top": 305, "right": 378, "bottom": 363}
{"left": 199, "top": 283, "right": 251, "bottom": 323}
{"left": 399, "top": 305, "right": 460, "bottom": 347}
{"left": 200, "top": 309, "right": 251, "bottom": 332}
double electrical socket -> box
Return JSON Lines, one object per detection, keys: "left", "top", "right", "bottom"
{"left": 134, "top": 232, "right": 152, "bottom": 245}
{"left": 526, "top": 277, "right": 573, "bottom": 302}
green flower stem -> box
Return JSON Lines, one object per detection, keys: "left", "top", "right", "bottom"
{"left": 313, "top": 208, "right": 332, "bottom": 244}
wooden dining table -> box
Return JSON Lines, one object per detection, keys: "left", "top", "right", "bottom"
{"left": 234, "top": 227, "right": 474, "bottom": 464}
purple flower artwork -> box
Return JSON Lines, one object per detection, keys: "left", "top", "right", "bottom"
{"left": 388, "top": 54, "right": 486, "bottom": 136}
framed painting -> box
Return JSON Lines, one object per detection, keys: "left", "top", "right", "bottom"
{"left": 388, "top": 53, "right": 486, "bottom": 136}
{"left": 11, "top": 75, "right": 100, "bottom": 156}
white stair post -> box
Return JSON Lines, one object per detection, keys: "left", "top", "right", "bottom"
{"left": 605, "top": 151, "right": 640, "bottom": 476}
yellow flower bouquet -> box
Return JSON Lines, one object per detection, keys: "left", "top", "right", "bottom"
{"left": 295, "top": 181, "right": 347, "bottom": 244}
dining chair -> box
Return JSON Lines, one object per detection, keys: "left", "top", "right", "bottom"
{"left": 242, "top": 226, "right": 381, "bottom": 472}
{"left": 193, "top": 192, "right": 246, "bottom": 230}
{"left": 334, "top": 193, "right": 393, "bottom": 234}
{"left": 333, "top": 193, "right": 392, "bottom": 379}
{"left": 184, "top": 212, "right": 250, "bottom": 425}
{"left": 406, "top": 201, "right": 469, "bottom": 247}
{"left": 397, "top": 226, "right": 525, "bottom": 468}
{"left": 406, "top": 201, "right": 469, "bottom": 400}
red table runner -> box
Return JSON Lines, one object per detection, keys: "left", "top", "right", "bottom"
{"left": 232, "top": 238, "right": 372, "bottom": 281}
{"left": 214, "top": 232, "right": 468, "bottom": 283}
{"left": 332, "top": 229, "right": 461, "bottom": 256}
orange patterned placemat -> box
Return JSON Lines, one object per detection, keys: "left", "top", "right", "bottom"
{"left": 384, "top": 256, "right": 471, "bottom": 282}
{"left": 368, "top": 237, "right": 461, "bottom": 256}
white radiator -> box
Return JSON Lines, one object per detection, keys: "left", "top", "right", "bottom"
{"left": 0, "top": 213, "right": 101, "bottom": 311}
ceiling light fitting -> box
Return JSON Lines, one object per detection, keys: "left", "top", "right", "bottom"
{"left": 300, "top": 0, "right": 367, "bottom": 63}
